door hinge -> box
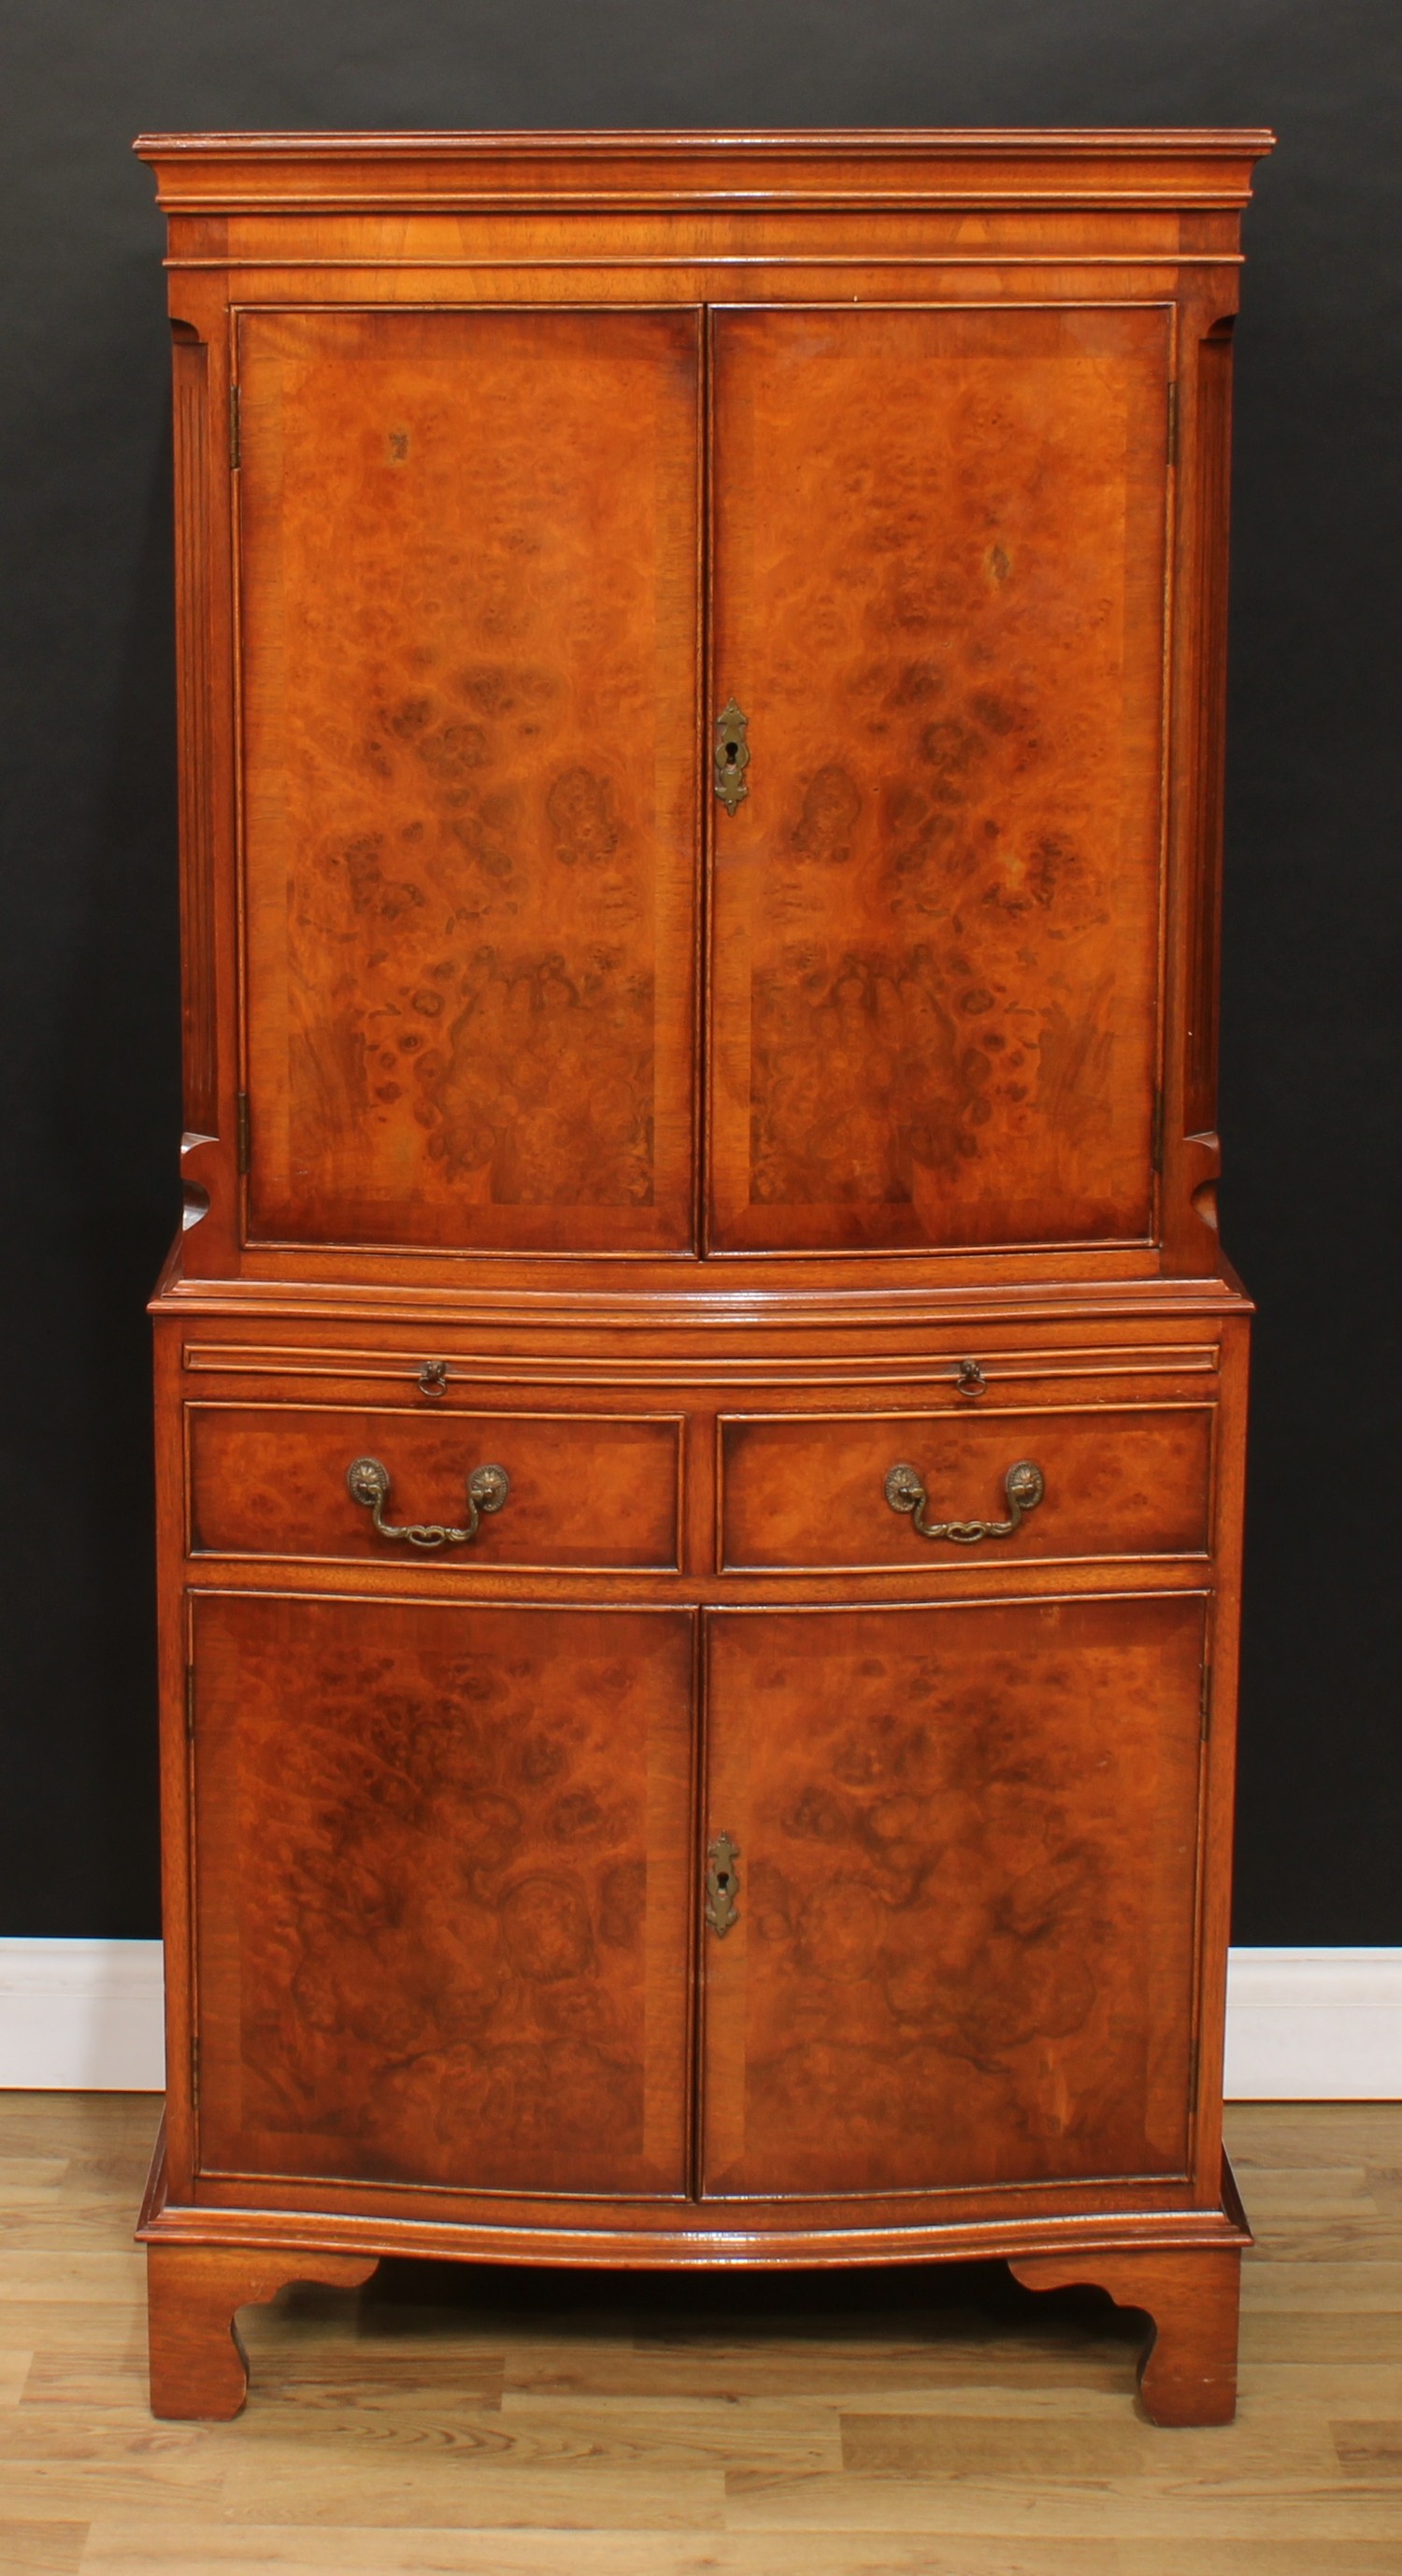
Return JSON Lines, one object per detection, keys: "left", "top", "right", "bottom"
{"left": 236, "top": 1092, "right": 250, "bottom": 1175}
{"left": 1166, "top": 379, "right": 1179, "bottom": 466}
{"left": 229, "top": 381, "right": 241, "bottom": 470}
{"left": 1151, "top": 1087, "right": 1165, "bottom": 1172}
{"left": 1200, "top": 1661, "right": 1212, "bottom": 1741}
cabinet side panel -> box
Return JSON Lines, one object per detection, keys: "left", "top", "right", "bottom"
{"left": 708, "top": 303, "right": 1170, "bottom": 1255}
{"left": 702, "top": 1593, "right": 1206, "bottom": 2199}
{"left": 190, "top": 1593, "right": 695, "bottom": 2197}
{"left": 173, "top": 334, "right": 218, "bottom": 1138}
{"left": 238, "top": 307, "right": 702, "bottom": 1253}
{"left": 1184, "top": 323, "right": 1234, "bottom": 1138}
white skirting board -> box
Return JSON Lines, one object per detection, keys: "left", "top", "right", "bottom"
{"left": 1223, "top": 1948, "right": 1402, "bottom": 2100}
{"left": 0, "top": 1939, "right": 167, "bottom": 2090}
{"left": 0, "top": 1940, "right": 1399, "bottom": 2097}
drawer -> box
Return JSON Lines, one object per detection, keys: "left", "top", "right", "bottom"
{"left": 188, "top": 1403, "right": 683, "bottom": 1570}
{"left": 719, "top": 1404, "right": 1212, "bottom": 1571}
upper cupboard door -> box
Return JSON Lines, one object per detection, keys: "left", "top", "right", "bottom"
{"left": 708, "top": 307, "right": 1172, "bottom": 1255}
{"left": 237, "top": 309, "right": 703, "bottom": 1254}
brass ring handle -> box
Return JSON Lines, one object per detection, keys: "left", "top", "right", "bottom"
{"left": 346, "top": 1456, "right": 509, "bottom": 1550}
{"left": 884, "top": 1457, "right": 1045, "bottom": 1544}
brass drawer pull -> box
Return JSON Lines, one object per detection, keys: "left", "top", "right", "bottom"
{"left": 346, "top": 1456, "right": 509, "bottom": 1550}
{"left": 884, "top": 1457, "right": 1045, "bottom": 1544}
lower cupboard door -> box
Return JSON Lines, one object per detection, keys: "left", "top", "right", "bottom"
{"left": 700, "top": 1595, "right": 1208, "bottom": 2199}
{"left": 189, "top": 1592, "right": 694, "bottom": 2196}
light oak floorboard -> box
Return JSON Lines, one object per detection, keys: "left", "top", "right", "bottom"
{"left": 1230, "top": 2110, "right": 1402, "bottom": 2163}
{"left": 75, "top": 2538, "right": 1402, "bottom": 2576}
{"left": 0, "top": 2254, "right": 146, "bottom": 2304}
{"left": 0, "top": 2524, "right": 89, "bottom": 2574}
{"left": 0, "top": 2097, "right": 1393, "bottom": 2571}
{"left": 67, "top": 2532, "right": 1159, "bottom": 2575}
{"left": 1242, "top": 2262, "right": 1402, "bottom": 2310}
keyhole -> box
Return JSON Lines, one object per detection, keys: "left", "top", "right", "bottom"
{"left": 725, "top": 741, "right": 738, "bottom": 764}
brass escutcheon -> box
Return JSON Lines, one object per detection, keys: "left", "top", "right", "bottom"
{"left": 714, "top": 699, "right": 751, "bottom": 815}
{"left": 346, "top": 1456, "right": 509, "bottom": 1550}
{"left": 884, "top": 1457, "right": 1044, "bottom": 1545}
{"left": 705, "top": 1832, "right": 741, "bottom": 1937}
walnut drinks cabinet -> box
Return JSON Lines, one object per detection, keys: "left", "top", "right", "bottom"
{"left": 135, "top": 127, "right": 1272, "bottom": 2426}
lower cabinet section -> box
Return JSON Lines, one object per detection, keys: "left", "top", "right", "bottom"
{"left": 701, "top": 1594, "right": 1208, "bottom": 2199}
{"left": 189, "top": 1594, "right": 695, "bottom": 2197}
{"left": 187, "top": 1584, "right": 1209, "bottom": 2210}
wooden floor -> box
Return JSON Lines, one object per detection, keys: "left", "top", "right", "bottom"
{"left": 1, "top": 2097, "right": 1400, "bottom": 2573}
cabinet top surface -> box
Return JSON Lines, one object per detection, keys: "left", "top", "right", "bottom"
{"left": 134, "top": 125, "right": 1274, "bottom": 208}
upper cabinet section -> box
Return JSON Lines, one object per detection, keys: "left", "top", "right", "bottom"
{"left": 136, "top": 129, "right": 1272, "bottom": 1298}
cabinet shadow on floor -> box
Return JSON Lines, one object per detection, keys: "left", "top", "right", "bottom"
{"left": 246, "top": 2248, "right": 1151, "bottom": 2386}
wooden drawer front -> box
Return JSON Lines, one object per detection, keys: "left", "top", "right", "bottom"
{"left": 720, "top": 1405, "right": 1211, "bottom": 1571}
{"left": 189, "top": 1405, "right": 682, "bottom": 1570}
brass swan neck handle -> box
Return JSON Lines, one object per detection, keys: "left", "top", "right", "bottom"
{"left": 884, "top": 1458, "right": 1044, "bottom": 1545}
{"left": 346, "top": 1456, "right": 509, "bottom": 1550}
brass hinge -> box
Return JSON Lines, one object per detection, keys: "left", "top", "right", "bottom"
{"left": 1166, "top": 379, "right": 1179, "bottom": 465}
{"left": 236, "top": 1092, "right": 250, "bottom": 1175}
{"left": 184, "top": 1666, "right": 195, "bottom": 1741}
{"left": 1151, "top": 1088, "right": 1165, "bottom": 1172}
{"left": 229, "top": 382, "right": 241, "bottom": 470}
{"left": 1201, "top": 1662, "right": 1212, "bottom": 1741}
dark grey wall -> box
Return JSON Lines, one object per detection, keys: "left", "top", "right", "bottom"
{"left": 2, "top": 1, "right": 1397, "bottom": 1939}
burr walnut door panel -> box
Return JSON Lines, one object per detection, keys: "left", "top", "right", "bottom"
{"left": 700, "top": 1593, "right": 1207, "bottom": 2199}
{"left": 708, "top": 305, "right": 1172, "bottom": 1253}
{"left": 189, "top": 1592, "right": 695, "bottom": 2196}
{"left": 237, "top": 308, "right": 702, "bottom": 1254}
